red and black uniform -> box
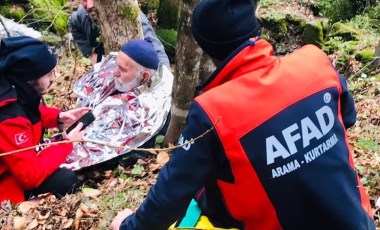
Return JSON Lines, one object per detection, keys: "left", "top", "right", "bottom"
{"left": 0, "top": 79, "right": 74, "bottom": 203}
{"left": 121, "top": 39, "right": 374, "bottom": 229}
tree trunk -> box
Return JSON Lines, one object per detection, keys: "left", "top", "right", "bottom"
{"left": 163, "top": 0, "right": 203, "bottom": 145}
{"left": 375, "top": 40, "right": 380, "bottom": 68}
{"left": 93, "top": 0, "right": 143, "bottom": 53}
{"left": 157, "top": 0, "right": 179, "bottom": 30}
{"left": 198, "top": 52, "right": 215, "bottom": 85}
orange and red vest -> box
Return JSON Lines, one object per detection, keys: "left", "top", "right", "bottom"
{"left": 195, "top": 39, "right": 373, "bottom": 229}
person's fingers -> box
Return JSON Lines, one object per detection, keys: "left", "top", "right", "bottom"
{"left": 74, "top": 107, "right": 92, "bottom": 116}
{"left": 59, "top": 111, "right": 76, "bottom": 121}
{"left": 70, "top": 122, "right": 84, "bottom": 134}
{"left": 65, "top": 113, "right": 77, "bottom": 120}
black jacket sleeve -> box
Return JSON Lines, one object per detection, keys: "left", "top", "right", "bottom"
{"left": 120, "top": 102, "right": 219, "bottom": 229}
{"left": 338, "top": 74, "right": 357, "bottom": 129}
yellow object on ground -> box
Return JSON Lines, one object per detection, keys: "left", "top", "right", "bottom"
{"left": 169, "top": 215, "right": 239, "bottom": 230}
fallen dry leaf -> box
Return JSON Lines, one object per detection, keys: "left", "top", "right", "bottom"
{"left": 156, "top": 151, "right": 170, "bottom": 165}
{"left": 57, "top": 208, "right": 68, "bottom": 217}
{"left": 13, "top": 216, "right": 27, "bottom": 230}
{"left": 74, "top": 208, "right": 84, "bottom": 230}
{"left": 61, "top": 218, "right": 74, "bottom": 229}
{"left": 37, "top": 211, "right": 50, "bottom": 224}
{"left": 82, "top": 188, "right": 102, "bottom": 198}
{"left": 17, "top": 201, "right": 38, "bottom": 214}
{"left": 148, "top": 163, "right": 160, "bottom": 172}
{"left": 26, "top": 218, "right": 38, "bottom": 229}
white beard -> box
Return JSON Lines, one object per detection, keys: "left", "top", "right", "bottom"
{"left": 114, "top": 76, "right": 141, "bottom": 92}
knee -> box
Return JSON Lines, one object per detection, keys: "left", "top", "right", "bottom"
{"left": 54, "top": 168, "right": 79, "bottom": 195}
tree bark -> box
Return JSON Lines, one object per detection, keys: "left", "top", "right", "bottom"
{"left": 163, "top": 0, "right": 203, "bottom": 145}
{"left": 198, "top": 52, "right": 215, "bottom": 85}
{"left": 157, "top": 0, "right": 179, "bottom": 30}
{"left": 93, "top": 0, "right": 143, "bottom": 53}
{"left": 375, "top": 40, "right": 380, "bottom": 68}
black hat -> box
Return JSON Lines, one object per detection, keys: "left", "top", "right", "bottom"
{"left": 0, "top": 36, "right": 57, "bottom": 82}
{"left": 191, "top": 0, "right": 260, "bottom": 60}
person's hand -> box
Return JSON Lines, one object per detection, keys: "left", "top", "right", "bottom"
{"left": 59, "top": 107, "right": 91, "bottom": 129}
{"left": 89, "top": 52, "right": 98, "bottom": 65}
{"left": 63, "top": 122, "right": 86, "bottom": 141}
{"left": 110, "top": 208, "right": 134, "bottom": 230}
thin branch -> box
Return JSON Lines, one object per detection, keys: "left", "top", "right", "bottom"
{"left": 347, "top": 57, "right": 380, "bottom": 82}
{"left": 0, "top": 117, "right": 221, "bottom": 157}
{"left": 0, "top": 15, "right": 11, "bottom": 37}
{"left": 44, "top": 3, "right": 70, "bottom": 33}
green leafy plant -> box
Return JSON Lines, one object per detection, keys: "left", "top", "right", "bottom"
{"left": 28, "top": 0, "right": 69, "bottom": 35}
{"left": 357, "top": 137, "right": 379, "bottom": 153}
{"left": 316, "top": 0, "right": 355, "bottom": 22}
{"left": 131, "top": 165, "right": 144, "bottom": 175}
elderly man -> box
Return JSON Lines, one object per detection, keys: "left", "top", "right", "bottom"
{"left": 68, "top": 0, "right": 170, "bottom": 67}
{"left": 62, "top": 39, "right": 173, "bottom": 170}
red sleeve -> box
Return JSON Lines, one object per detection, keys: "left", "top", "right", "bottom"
{"left": 39, "top": 105, "right": 61, "bottom": 128}
{"left": 0, "top": 116, "right": 73, "bottom": 190}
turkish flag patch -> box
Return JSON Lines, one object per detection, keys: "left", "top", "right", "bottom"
{"left": 15, "top": 132, "right": 29, "bottom": 145}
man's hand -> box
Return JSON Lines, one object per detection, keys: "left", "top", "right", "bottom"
{"left": 110, "top": 208, "right": 134, "bottom": 230}
{"left": 89, "top": 52, "right": 98, "bottom": 65}
{"left": 59, "top": 107, "right": 91, "bottom": 129}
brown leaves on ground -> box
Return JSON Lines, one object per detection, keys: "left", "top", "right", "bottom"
{"left": 0, "top": 193, "right": 97, "bottom": 230}
{"left": 0, "top": 149, "right": 171, "bottom": 229}
{"left": 47, "top": 53, "right": 91, "bottom": 110}
{"left": 348, "top": 95, "right": 380, "bottom": 225}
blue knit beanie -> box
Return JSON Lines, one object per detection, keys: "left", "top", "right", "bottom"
{"left": 0, "top": 36, "right": 57, "bottom": 82}
{"left": 120, "top": 39, "right": 159, "bottom": 70}
{"left": 191, "top": 0, "right": 260, "bottom": 60}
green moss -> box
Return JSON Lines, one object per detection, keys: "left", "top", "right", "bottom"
{"left": 355, "top": 49, "right": 374, "bottom": 62}
{"left": 374, "top": 74, "right": 380, "bottom": 81}
{"left": 285, "top": 14, "right": 306, "bottom": 34}
{"left": 323, "top": 38, "right": 358, "bottom": 55}
{"left": 336, "top": 53, "right": 350, "bottom": 69}
{"left": 156, "top": 29, "right": 177, "bottom": 63}
{"left": 140, "top": 0, "right": 159, "bottom": 13}
{"left": 121, "top": 3, "right": 140, "bottom": 23}
{"left": 29, "top": 0, "right": 68, "bottom": 35}
{"left": 343, "top": 41, "right": 359, "bottom": 55}
{"left": 302, "top": 20, "right": 324, "bottom": 47}
{"left": 327, "top": 22, "right": 362, "bottom": 41}
{"left": 315, "top": 0, "right": 355, "bottom": 23}
{"left": 41, "top": 34, "right": 62, "bottom": 45}
{"left": 285, "top": 15, "right": 304, "bottom": 26}
{"left": 258, "top": 15, "right": 288, "bottom": 42}
{"left": 157, "top": 0, "right": 179, "bottom": 30}
{"left": 0, "top": 5, "right": 26, "bottom": 21}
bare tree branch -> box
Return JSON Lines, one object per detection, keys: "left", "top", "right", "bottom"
{"left": 0, "top": 15, "right": 11, "bottom": 38}
{"left": 0, "top": 117, "right": 221, "bottom": 157}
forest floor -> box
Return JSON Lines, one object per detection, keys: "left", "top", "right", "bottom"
{"left": 0, "top": 0, "right": 379, "bottom": 229}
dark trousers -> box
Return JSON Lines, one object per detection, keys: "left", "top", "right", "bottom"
{"left": 24, "top": 167, "right": 79, "bottom": 200}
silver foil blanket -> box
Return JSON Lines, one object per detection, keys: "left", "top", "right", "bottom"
{"left": 61, "top": 53, "right": 173, "bottom": 170}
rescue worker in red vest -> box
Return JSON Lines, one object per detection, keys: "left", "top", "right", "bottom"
{"left": 0, "top": 36, "right": 89, "bottom": 203}
{"left": 111, "top": 0, "right": 375, "bottom": 229}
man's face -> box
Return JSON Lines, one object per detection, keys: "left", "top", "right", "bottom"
{"left": 81, "top": 0, "right": 94, "bottom": 11}
{"left": 114, "top": 52, "right": 142, "bottom": 92}
{"left": 30, "top": 70, "right": 56, "bottom": 94}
